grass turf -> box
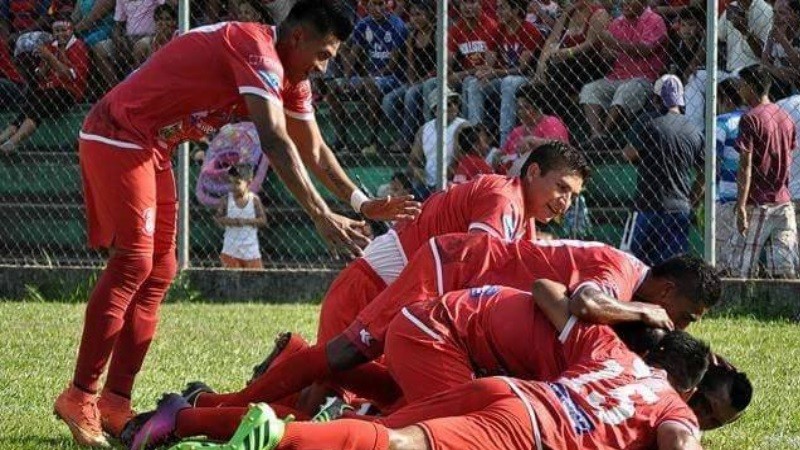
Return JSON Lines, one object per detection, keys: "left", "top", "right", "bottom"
{"left": 0, "top": 302, "right": 798, "bottom": 450}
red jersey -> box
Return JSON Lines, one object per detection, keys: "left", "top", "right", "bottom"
{"left": 393, "top": 175, "right": 532, "bottom": 257}
{"left": 510, "top": 323, "right": 699, "bottom": 450}
{"left": 422, "top": 286, "right": 564, "bottom": 381}
{"left": 81, "top": 22, "right": 313, "bottom": 167}
{"left": 452, "top": 154, "right": 493, "bottom": 184}
{"left": 433, "top": 233, "right": 649, "bottom": 302}
{"left": 40, "top": 36, "right": 90, "bottom": 101}
{"left": 0, "top": 40, "right": 22, "bottom": 83}
{"left": 495, "top": 21, "right": 543, "bottom": 70}
{"left": 448, "top": 17, "right": 498, "bottom": 71}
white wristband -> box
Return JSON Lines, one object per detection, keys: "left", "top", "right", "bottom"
{"left": 350, "top": 189, "right": 370, "bottom": 213}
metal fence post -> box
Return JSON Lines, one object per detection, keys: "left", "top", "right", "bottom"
{"left": 704, "top": 0, "right": 719, "bottom": 266}
{"left": 177, "top": 0, "right": 191, "bottom": 270}
{"left": 435, "top": 0, "right": 448, "bottom": 191}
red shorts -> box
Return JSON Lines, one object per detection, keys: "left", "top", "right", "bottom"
{"left": 79, "top": 138, "right": 176, "bottom": 254}
{"left": 343, "top": 239, "right": 440, "bottom": 359}
{"left": 317, "top": 258, "right": 387, "bottom": 344}
{"left": 384, "top": 302, "right": 473, "bottom": 403}
{"left": 378, "top": 377, "right": 541, "bottom": 450}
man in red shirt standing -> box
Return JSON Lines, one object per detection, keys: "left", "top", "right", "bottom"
{"left": 729, "top": 64, "right": 798, "bottom": 278}
{"left": 53, "top": 1, "right": 420, "bottom": 446}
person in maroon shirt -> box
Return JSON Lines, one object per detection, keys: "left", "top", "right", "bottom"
{"left": 0, "top": 15, "right": 88, "bottom": 153}
{"left": 730, "top": 64, "right": 798, "bottom": 278}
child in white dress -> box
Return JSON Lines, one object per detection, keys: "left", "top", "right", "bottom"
{"left": 215, "top": 165, "right": 267, "bottom": 269}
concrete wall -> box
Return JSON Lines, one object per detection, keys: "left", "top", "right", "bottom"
{"left": 1, "top": 266, "right": 798, "bottom": 319}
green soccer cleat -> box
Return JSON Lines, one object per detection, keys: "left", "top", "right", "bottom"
{"left": 227, "top": 403, "right": 286, "bottom": 450}
{"left": 311, "top": 396, "right": 354, "bottom": 422}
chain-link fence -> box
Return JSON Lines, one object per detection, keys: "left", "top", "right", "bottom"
{"left": 1, "top": 0, "right": 798, "bottom": 278}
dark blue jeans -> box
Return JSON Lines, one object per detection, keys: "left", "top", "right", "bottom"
{"left": 630, "top": 210, "right": 691, "bottom": 266}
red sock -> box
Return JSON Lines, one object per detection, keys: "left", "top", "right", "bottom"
{"left": 328, "top": 362, "right": 402, "bottom": 410}
{"left": 105, "top": 251, "right": 176, "bottom": 397}
{"left": 196, "top": 345, "right": 331, "bottom": 407}
{"left": 176, "top": 407, "right": 247, "bottom": 440}
{"left": 73, "top": 251, "right": 153, "bottom": 393}
{"left": 277, "top": 420, "right": 390, "bottom": 450}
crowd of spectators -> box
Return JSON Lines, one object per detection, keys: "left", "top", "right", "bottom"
{"left": 2, "top": 0, "right": 800, "bottom": 275}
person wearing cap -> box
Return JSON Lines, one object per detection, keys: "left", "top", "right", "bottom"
{"left": 408, "top": 87, "right": 469, "bottom": 199}
{"left": 620, "top": 73, "right": 704, "bottom": 266}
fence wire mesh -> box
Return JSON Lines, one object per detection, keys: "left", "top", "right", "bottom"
{"left": 0, "top": 0, "right": 798, "bottom": 277}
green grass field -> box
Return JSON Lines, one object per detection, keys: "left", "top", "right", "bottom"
{"left": 1, "top": 301, "right": 798, "bottom": 450}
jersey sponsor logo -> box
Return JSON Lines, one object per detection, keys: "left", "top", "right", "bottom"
{"left": 142, "top": 207, "right": 156, "bottom": 236}
{"left": 257, "top": 70, "right": 281, "bottom": 91}
{"left": 359, "top": 329, "right": 373, "bottom": 346}
{"left": 469, "top": 285, "right": 500, "bottom": 298}
{"left": 502, "top": 212, "right": 517, "bottom": 241}
{"left": 458, "top": 40, "right": 488, "bottom": 55}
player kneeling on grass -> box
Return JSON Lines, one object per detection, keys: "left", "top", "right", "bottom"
{"left": 127, "top": 280, "right": 713, "bottom": 450}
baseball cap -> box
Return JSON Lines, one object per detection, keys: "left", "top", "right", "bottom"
{"left": 427, "top": 86, "right": 460, "bottom": 111}
{"left": 654, "top": 74, "right": 685, "bottom": 108}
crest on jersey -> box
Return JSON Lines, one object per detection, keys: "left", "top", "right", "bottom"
{"left": 469, "top": 285, "right": 499, "bottom": 297}
{"left": 257, "top": 70, "right": 281, "bottom": 91}
{"left": 502, "top": 211, "right": 517, "bottom": 241}
{"left": 142, "top": 207, "right": 155, "bottom": 236}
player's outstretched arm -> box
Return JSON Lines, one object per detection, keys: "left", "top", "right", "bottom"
{"left": 286, "top": 116, "right": 421, "bottom": 222}
{"left": 657, "top": 422, "right": 704, "bottom": 450}
{"left": 531, "top": 279, "right": 571, "bottom": 332}
{"left": 569, "top": 285, "right": 674, "bottom": 330}
{"left": 245, "top": 94, "right": 369, "bottom": 257}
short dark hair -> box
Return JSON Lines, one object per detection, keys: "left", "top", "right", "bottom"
{"left": 679, "top": 5, "right": 705, "bottom": 24}
{"left": 739, "top": 64, "right": 773, "bottom": 98}
{"left": 519, "top": 141, "right": 591, "bottom": 181}
{"left": 650, "top": 255, "right": 722, "bottom": 309}
{"left": 228, "top": 164, "right": 254, "bottom": 180}
{"left": 718, "top": 78, "right": 743, "bottom": 107}
{"left": 698, "top": 365, "right": 753, "bottom": 412}
{"left": 613, "top": 322, "right": 668, "bottom": 355}
{"left": 507, "top": 0, "right": 529, "bottom": 15}
{"left": 457, "top": 124, "right": 488, "bottom": 156}
{"left": 281, "top": 0, "right": 353, "bottom": 42}
{"left": 645, "top": 330, "right": 710, "bottom": 392}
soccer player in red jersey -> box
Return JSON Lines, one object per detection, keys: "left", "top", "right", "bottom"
{"left": 128, "top": 280, "right": 710, "bottom": 450}
{"left": 54, "top": 1, "right": 421, "bottom": 446}
{"left": 193, "top": 232, "right": 719, "bottom": 410}
{"left": 315, "top": 142, "right": 588, "bottom": 345}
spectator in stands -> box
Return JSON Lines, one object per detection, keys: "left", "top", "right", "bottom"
{"left": 622, "top": 74, "right": 703, "bottom": 266}
{"left": 382, "top": 0, "right": 436, "bottom": 153}
{"left": 0, "top": 27, "right": 24, "bottom": 104}
{"left": 665, "top": 5, "right": 705, "bottom": 80}
{"left": 580, "top": 0, "right": 668, "bottom": 139}
{"left": 684, "top": 0, "right": 773, "bottom": 130}
{"left": 478, "top": 0, "right": 543, "bottom": 145}
{"left": 71, "top": 0, "right": 114, "bottom": 96}
{"left": 729, "top": 65, "right": 798, "bottom": 278}
{"left": 1, "top": 0, "right": 50, "bottom": 38}
{"left": 492, "top": 83, "right": 569, "bottom": 173}
{"left": 448, "top": 0, "right": 498, "bottom": 124}
{"left": 112, "top": 0, "right": 170, "bottom": 74}
{"left": 216, "top": 164, "right": 267, "bottom": 270}
{"left": 526, "top": 0, "right": 560, "bottom": 34}
{"left": 0, "top": 14, "right": 88, "bottom": 152}
{"left": 451, "top": 123, "right": 494, "bottom": 183}
{"left": 715, "top": 78, "right": 747, "bottom": 275}
{"left": 408, "top": 87, "right": 468, "bottom": 199}
{"left": 533, "top": 0, "right": 612, "bottom": 119}
{"left": 761, "top": 0, "right": 800, "bottom": 98}
{"left": 133, "top": 3, "right": 177, "bottom": 66}
{"left": 652, "top": 0, "right": 691, "bottom": 23}
{"left": 328, "top": 0, "right": 407, "bottom": 151}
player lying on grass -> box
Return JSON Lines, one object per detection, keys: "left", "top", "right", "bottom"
{"left": 190, "top": 233, "right": 720, "bottom": 412}
{"left": 128, "top": 280, "right": 713, "bottom": 450}
{"left": 55, "top": 0, "right": 420, "bottom": 446}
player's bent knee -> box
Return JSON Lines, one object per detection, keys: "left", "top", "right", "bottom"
{"left": 150, "top": 251, "right": 178, "bottom": 284}
{"left": 107, "top": 249, "right": 155, "bottom": 285}
{"left": 388, "top": 426, "right": 430, "bottom": 450}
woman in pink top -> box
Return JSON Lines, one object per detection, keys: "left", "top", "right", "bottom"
{"left": 491, "top": 84, "right": 570, "bottom": 173}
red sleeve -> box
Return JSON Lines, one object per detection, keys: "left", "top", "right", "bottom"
{"left": 283, "top": 79, "right": 314, "bottom": 121}
{"left": 522, "top": 23, "right": 544, "bottom": 52}
{"left": 222, "top": 23, "right": 285, "bottom": 107}
{"left": 448, "top": 25, "right": 460, "bottom": 52}
{"left": 735, "top": 113, "right": 757, "bottom": 154}
{"left": 656, "top": 397, "right": 701, "bottom": 441}
{"left": 67, "top": 40, "right": 90, "bottom": 100}
{"left": 467, "top": 178, "right": 526, "bottom": 241}
{"left": 640, "top": 11, "right": 668, "bottom": 47}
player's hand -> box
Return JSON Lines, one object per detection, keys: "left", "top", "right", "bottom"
{"left": 736, "top": 204, "right": 748, "bottom": 235}
{"left": 312, "top": 212, "right": 370, "bottom": 258}
{"left": 640, "top": 304, "right": 674, "bottom": 330}
{"left": 360, "top": 195, "right": 421, "bottom": 222}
